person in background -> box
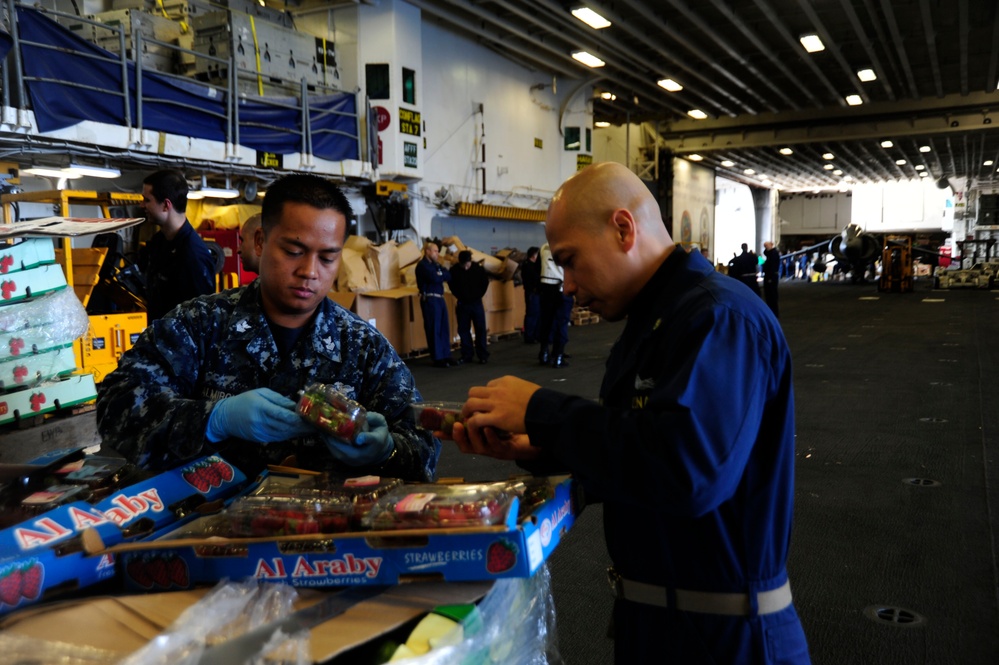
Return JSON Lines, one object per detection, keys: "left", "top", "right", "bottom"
{"left": 762, "top": 240, "right": 781, "bottom": 318}
{"left": 453, "top": 162, "right": 809, "bottom": 664}
{"left": 449, "top": 249, "right": 491, "bottom": 365}
{"left": 97, "top": 173, "right": 440, "bottom": 481}
{"left": 415, "top": 240, "right": 455, "bottom": 368}
{"left": 520, "top": 246, "right": 541, "bottom": 344}
{"left": 239, "top": 212, "right": 262, "bottom": 274}
{"left": 536, "top": 242, "right": 573, "bottom": 368}
{"left": 138, "top": 169, "right": 217, "bottom": 321}
{"left": 731, "top": 242, "right": 761, "bottom": 296}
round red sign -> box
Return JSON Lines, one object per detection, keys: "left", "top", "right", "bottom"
{"left": 374, "top": 106, "right": 391, "bottom": 132}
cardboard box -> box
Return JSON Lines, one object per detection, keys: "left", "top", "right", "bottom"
{"left": 326, "top": 290, "right": 356, "bottom": 311}
{"left": 355, "top": 287, "right": 418, "bottom": 355}
{"left": 366, "top": 241, "right": 401, "bottom": 290}
{"left": 0, "top": 374, "right": 97, "bottom": 427}
{"left": 396, "top": 239, "right": 422, "bottom": 268}
{"left": 482, "top": 279, "right": 515, "bottom": 312}
{"left": 0, "top": 265, "right": 68, "bottom": 304}
{"left": 338, "top": 247, "right": 377, "bottom": 293}
{"left": 0, "top": 345, "right": 76, "bottom": 390}
{"left": 344, "top": 235, "right": 372, "bottom": 253}
{"left": 0, "top": 238, "right": 56, "bottom": 275}
{"left": 106, "top": 476, "right": 577, "bottom": 590}
{"left": 0, "top": 454, "right": 247, "bottom": 616}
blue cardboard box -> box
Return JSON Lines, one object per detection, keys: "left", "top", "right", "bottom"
{"left": 112, "top": 476, "right": 578, "bottom": 591}
{"left": 0, "top": 454, "right": 247, "bottom": 615}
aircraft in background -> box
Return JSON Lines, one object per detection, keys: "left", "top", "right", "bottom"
{"left": 781, "top": 224, "right": 881, "bottom": 282}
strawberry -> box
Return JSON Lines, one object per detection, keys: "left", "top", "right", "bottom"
{"left": 183, "top": 468, "right": 210, "bottom": 493}
{"left": 20, "top": 563, "right": 42, "bottom": 600}
{"left": 2, "top": 280, "right": 15, "bottom": 300}
{"left": 29, "top": 392, "right": 45, "bottom": 412}
{"left": 8, "top": 338, "right": 23, "bottom": 356}
{"left": 126, "top": 559, "right": 153, "bottom": 589}
{"left": 418, "top": 408, "right": 445, "bottom": 431}
{"left": 215, "top": 460, "right": 234, "bottom": 482}
{"left": 13, "top": 365, "right": 27, "bottom": 383}
{"left": 485, "top": 539, "right": 517, "bottom": 574}
{"left": 146, "top": 557, "right": 170, "bottom": 588}
{"left": 0, "top": 568, "right": 22, "bottom": 606}
{"left": 167, "top": 557, "right": 188, "bottom": 587}
{"left": 0, "top": 254, "right": 13, "bottom": 273}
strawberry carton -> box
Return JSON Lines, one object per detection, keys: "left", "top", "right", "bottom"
{"left": 361, "top": 483, "right": 514, "bottom": 531}
{"left": 409, "top": 401, "right": 464, "bottom": 439}
{"left": 0, "top": 238, "right": 56, "bottom": 276}
{"left": 0, "top": 454, "right": 247, "bottom": 615}
{"left": 0, "top": 264, "right": 68, "bottom": 305}
{"left": 98, "top": 476, "right": 579, "bottom": 590}
{"left": 297, "top": 382, "right": 367, "bottom": 443}
{"left": 0, "top": 374, "right": 97, "bottom": 428}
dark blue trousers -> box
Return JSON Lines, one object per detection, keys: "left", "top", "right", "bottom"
{"left": 456, "top": 300, "right": 488, "bottom": 362}
{"left": 523, "top": 292, "right": 540, "bottom": 342}
{"left": 420, "top": 296, "right": 450, "bottom": 361}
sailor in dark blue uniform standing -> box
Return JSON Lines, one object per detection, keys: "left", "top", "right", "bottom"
{"left": 453, "top": 162, "right": 810, "bottom": 665}
{"left": 415, "top": 240, "right": 454, "bottom": 367}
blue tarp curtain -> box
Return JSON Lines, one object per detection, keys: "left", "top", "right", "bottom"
{"left": 16, "top": 7, "right": 359, "bottom": 162}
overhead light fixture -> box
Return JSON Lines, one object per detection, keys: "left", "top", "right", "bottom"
{"left": 919, "top": 145, "right": 932, "bottom": 153}
{"left": 571, "top": 51, "right": 605, "bottom": 68}
{"left": 657, "top": 78, "right": 683, "bottom": 92}
{"left": 594, "top": 121, "right": 610, "bottom": 128}
{"left": 920, "top": 171, "right": 929, "bottom": 177}
{"left": 687, "top": 109, "right": 708, "bottom": 120}
{"left": 67, "top": 163, "right": 120, "bottom": 179}
{"left": 721, "top": 160, "right": 735, "bottom": 167}
{"left": 915, "top": 164, "right": 925, "bottom": 170}
{"left": 985, "top": 160, "right": 995, "bottom": 166}
{"left": 688, "top": 154, "right": 703, "bottom": 161}
{"left": 857, "top": 69, "right": 877, "bottom": 82}
{"left": 198, "top": 186, "right": 240, "bottom": 199}
{"left": 599, "top": 91, "right": 616, "bottom": 100}
{"left": 833, "top": 169, "right": 843, "bottom": 175}
{"left": 845, "top": 94, "right": 863, "bottom": 106}
{"left": 880, "top": 140, "right": 894, "bottom": 148}
{"left": 779, "top": 147, "right": 793, "bottom": 155}
{"left": 23, "top": 166, "right": 81, "bottom": 179}
{"left": 896, "top": 159, "right": 907, "bottom": 165}
{"left": 823, "top": 153, "right": 835, "bottom": 160}
{"left": 571, "top": 7, "right": 611, "bottom": 30}
{"left": 823, "top": 164, "right": 834, "bottom": 170}
{"left": 744, "top": 168, "right": 755, "bottom": 175}
{"left": 799, "top": 34, "right": 825, "bottom": 53}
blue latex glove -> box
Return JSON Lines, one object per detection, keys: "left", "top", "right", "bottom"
{"left": 207, "top": 388, "right": 315, "bottom": 443}
{"left": 323, "top": 412, "right": 395, "bottom": 466}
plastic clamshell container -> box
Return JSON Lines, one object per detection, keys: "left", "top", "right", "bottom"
{"left": 297, "top": 383, "right": 367, "bottom": 443}
{"left": 361, "top": 482, "right": 514, "bottom": 530}
{"left": 295, "top": 475, "right": 404, "bottom": 527}
{"left": 226, "top": 490, "right": 355, "bottom": 537}
{"left": 410, "top": 401, "right": 465, "bottom": 438}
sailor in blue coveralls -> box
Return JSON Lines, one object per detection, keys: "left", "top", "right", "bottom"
{"left": 415, "top": 241, "right": 454, "bottom": 367}
{"left": 453, "top": 163, "right": 811, "bottom": 664}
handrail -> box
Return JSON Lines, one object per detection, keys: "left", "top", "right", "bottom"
{"left": 1, "top": 2, "right": 366, "bottom": 169}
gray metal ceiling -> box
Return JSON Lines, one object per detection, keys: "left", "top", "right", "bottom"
{"left": 409, "top": 0, "right": 999, "bottom": 192}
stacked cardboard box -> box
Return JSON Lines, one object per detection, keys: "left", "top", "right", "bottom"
{"left": 570, "top": 305, "right": 600, "bottom": 326}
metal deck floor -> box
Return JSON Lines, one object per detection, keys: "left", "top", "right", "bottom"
{"left": 406, "top": 277, "right": 999, "bottom": 664}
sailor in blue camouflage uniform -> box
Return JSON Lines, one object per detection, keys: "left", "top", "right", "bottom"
{"left": 454, "top": 163, "right": 810, "bottom": 664}
{"left": 97, "top": 174, "right": 440, "bottom": 482}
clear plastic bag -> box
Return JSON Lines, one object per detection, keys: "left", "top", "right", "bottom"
{"left": 117, "top": 579, "right": 309, "bottom": 665}
{"left": 390, "top": 564, "right": 562, "bottom": 664}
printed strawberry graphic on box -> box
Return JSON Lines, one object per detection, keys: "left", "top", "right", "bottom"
{"left": 20, "top": 562, "right": 42, "bottom": 600}
{"left": 8, "top": 337, "right": 24, "bottom": 356}
{"left": 126, "top": 558, "right": 154, "bottom": 589}
{"left": 0, "top": 254, "right": 13, "bottom": 273}
{"left": 29, "top": 392, "right": 45, "bottom": 412}
{"left": 13, "top": 365, "right": 28, "bottom": 383}
{"left": 167, "top": 557, "right": 189, "bottom": 587}
{"left": 0, "top": 567, "right": 22, "bottom": 607}
{"left": 182, "top": 466, "right": 210, "bottom": 493}
{"left": 485, "top": 539, "right": 518, "bottom": 574}
{"left": 1, "top": 280, "right": 15, "bottom": 300}
{"left": 215, "top": 459, "right": 234, "bottom": 482}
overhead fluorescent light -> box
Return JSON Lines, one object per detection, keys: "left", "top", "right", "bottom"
{"left": 823, "top": 164, "right": 834, "bottom": 170}
{"left": 880, "top": 140, "right": 894, "bottom": 148}
{"left": 919, "top": 145, "right": 932, "bottom": 153}
{"left": 985, "top": 160, "right": 995, "bottom": 166}
{"left": 657, "top": 78, "right": 683, "bottom": 92}
{"left": 915, "top": 164, "right": 925, "bottom": 170}
{"left": 721, "top": 160, "right": 735, "bottom": 167}
{"left": 688, "top": 154, "right": 703, "bottom": 161}
{"left": 743, "top": 168, "right": 755, "bottom": 175}
{"left": 198, "top": 186, "right": 241, "bottom": 199}
{"left": 857, "top": 69, "right": 877, "bottom": 82}
{"left": 920, "top": 171, "right": 929, "bottom": 177}
{"left": 833, "top": 169, "right": 843, "bottom": 175}
{"left": 799, "top": 34, "right": 825, "bottom": 53}
{"left": 67, "top": 163, "right": 121, "bottom": 179}
{"left": 895, "top": 159, "right": 907, "bottom": 165}
{"left": 845, "top": 94, "right": 863, "bottom": 106}
{"left": 594, "top": 121, "right": 610, "bottom": 128}
{"left": 779, "top": 148, "right": 793, "bottom": 155}
{"left": 822, "top": 153, "right": 835, "bottom": 160}
{"left": 687, "top": 109, "right": 708, "bottom": 120}
{"left": 23, "top": 167, "right": 81, "bottom": 179}
{"left": 571, "top": 51, "right": 605, "bottom": 68}
{"left": 571, "top": 7, "right": 611, "bottom": 30}
{"left": 599, "top": 91, "right": 616, "bottom": 100}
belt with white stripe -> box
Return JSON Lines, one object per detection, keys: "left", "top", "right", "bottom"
{"left": 607, "top": 567, "right": 793, "bottom": 616}
{"left": 423, "top": 292, "right": 444, "bottom": 298}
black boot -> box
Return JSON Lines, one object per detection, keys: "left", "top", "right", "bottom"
{"left": 538, "top": 345, "right": 550, "bottom": 365}
{"left": 551, "top": 354, "right": 568, "bottom": 368}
